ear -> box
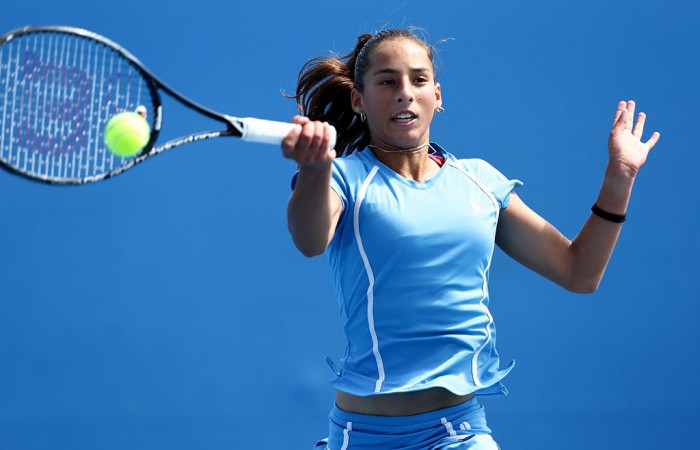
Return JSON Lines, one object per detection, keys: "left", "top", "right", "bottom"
{"left": 434, "top": 82, "right": 442, "bottom": 110}
{"left": 351, "top": 87, "right": 364, "bottom": 115}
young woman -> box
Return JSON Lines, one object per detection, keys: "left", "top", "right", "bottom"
{"left": 281, "top": 28, "right": 659, "bottom": 450}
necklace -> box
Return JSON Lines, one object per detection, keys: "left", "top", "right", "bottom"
{"left": 368, "top": 140, "right": 433, "bottom": 154}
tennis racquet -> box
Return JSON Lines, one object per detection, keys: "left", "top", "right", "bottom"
{"left": 0, "top": 25, "right": 335, "bottom": 185}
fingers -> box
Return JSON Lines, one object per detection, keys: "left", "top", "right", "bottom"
{"left": 625, "top": 100, "right": 635, "bottom": 131}
{"left": 281, "top": 116, "right": 304, "bottom": 155}
{"left": 609, "top": 100, "right": 661, "bottom": 153}
{"left": 612, "top": 101, "right": 624, "bottom": 127}
{"left": 297, "top": 120, "right": 326, "bottom": 152}
{"left": 611, "top": 101, "right": 627, "bottom": 134}
{"left": 632, "top": 111, "right": 646, "bottom": 138}
{"left": 611, "top": 100, "right": 659, "bottom": 139}
{"left": 281, "top": 116, "right": 335, "bottom": 167}
{"left": 645, "top": 131, "right": 661, "bottom": 150}
{"left": 612, "top": 100, "right": 636, "bottom": 130}
{"left": 292, "top": 115, "right": 310, "bottom": 126}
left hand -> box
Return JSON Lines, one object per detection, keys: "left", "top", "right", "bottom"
{"left": 607, "top": 100, "right": 661, "bottom": 178}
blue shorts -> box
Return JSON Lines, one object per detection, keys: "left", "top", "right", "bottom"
{"left": 313, "top": 397, "right": 499, "bottom": 450}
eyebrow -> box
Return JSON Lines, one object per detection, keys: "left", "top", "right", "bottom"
{"left": 371, "top": 67, "right": 432, "bottom": 76}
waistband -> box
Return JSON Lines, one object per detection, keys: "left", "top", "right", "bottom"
{"left": 331, "top": 396, "right": 482, "bottom": 429}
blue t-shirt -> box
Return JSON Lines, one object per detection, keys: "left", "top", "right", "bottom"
{"left": 308, "top": 144, "right": 522, "bottom": 397}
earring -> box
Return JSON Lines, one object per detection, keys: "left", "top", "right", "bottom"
{"left": 360, "top": 113, "right": 367, "bottom": 122}
{"left": 435, "top": 106, "right": 445, "bottom": 113}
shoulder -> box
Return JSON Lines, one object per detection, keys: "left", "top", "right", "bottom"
{"left": 333, "top": 149, "right": 373, "bottom": 172}
{"left": 446, "top": 156, "right": 509, "bottom": 187}
{"left": 432, "top": 143, "right": 495, "bottom": 171}
{"left": 331, "top": 149, "right": 379, "bottom": 185}
{"left": 436, "top": 144, "right": 523, "bottom": 208}
{"left": 435, "top": 143, "right": 509, "bottom": 181}
{"left": 439, "top": 148, "right": 502, "bottom": 178}
{"left": 451, "top": 157, "right": 498, "bottom": 173}
{"left": 328, "top": 150, "right": 378, "bottom": 205}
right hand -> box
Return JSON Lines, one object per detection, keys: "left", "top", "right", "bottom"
{"left": 281, "top": 116, "right": 336, "bottom": 168}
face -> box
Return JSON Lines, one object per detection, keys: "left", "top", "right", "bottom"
{"left": 351, "top": 38, "right": 442, "bottom": 149}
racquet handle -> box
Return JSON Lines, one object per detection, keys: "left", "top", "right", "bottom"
{"left": 236, "top": 117, "right": 337, "bottom": 148}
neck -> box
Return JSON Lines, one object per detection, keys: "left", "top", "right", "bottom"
{"left": 368, "top": 139, "right": 430, "bottom": 154}
{"left": 368, "top": 140, "right": 440, "bottom": 183}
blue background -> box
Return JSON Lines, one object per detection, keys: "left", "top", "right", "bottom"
{"left": 1, "top": 1, "right": 698, "bottom": 449}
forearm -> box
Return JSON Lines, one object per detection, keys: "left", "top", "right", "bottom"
{"left": 287, "top": 164, "right": 340, "bottom": 257}
{"left": 498, "top": 101, "right": 658, "bottom": 294}
{"left": 567, "top": 165, "right": 636, "bottom": 292}
{"left": 497, "top": 167, "right": 637, "bottom": 293}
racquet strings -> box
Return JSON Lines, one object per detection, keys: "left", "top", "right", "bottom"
{"left": 0, "top": 30, "right": 155, "bottom": 182}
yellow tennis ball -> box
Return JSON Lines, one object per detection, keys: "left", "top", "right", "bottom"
{"left": 104, "top": 111, "right": 150, "bottom": 157}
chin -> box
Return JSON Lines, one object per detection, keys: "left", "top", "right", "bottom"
{"left": 383, "top": 132, "right": 426, "bottom": 146}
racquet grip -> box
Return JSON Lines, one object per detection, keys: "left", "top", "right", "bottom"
{"left": 238, "top": 117, "right": 337, "bottom": 148}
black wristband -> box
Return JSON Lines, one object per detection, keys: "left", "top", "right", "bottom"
{"left": 591, "top": 203, "right": 626, "bottom": 223}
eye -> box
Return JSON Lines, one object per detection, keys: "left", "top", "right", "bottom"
{"left": 414, "top": 76, "right": 429, "bottom": 84}
{"left": 379, "top": 79, "right": 395, "bottom": 86}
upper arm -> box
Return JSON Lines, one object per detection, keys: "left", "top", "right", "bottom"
{"left": 287, "top": 173, "right": 344, "bottom": 257}
{"left": 495, "top": 192, "right": 575, "bottom": 289}
{"left": 326, "top": 187, "right": 344, "bottom": 239}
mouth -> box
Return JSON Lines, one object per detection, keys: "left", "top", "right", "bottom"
{"left": 392, "top": 111, "right": 417, "bottom": 123}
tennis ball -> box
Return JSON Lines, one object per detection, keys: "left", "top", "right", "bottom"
{"left": 104, "top": 111, "right": 150, "bottom": 157}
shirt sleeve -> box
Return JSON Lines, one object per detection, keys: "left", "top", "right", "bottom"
{"left": 289, "top": 161, "right": 349, "bottom": 214}
{"left": 462, "top": 158, "right": 523, "bottom": 209}
{"left": 329, "top": 162, "right": 348, "bottom": 213}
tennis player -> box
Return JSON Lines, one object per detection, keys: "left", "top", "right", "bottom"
{"left": 282, "top": 28, "right": 659, "bottom": 450}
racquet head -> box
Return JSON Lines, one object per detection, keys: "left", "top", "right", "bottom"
{"left": 0, "top": 26, "right": 162, "bottom": 184}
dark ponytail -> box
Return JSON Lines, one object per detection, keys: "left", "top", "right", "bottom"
{"left": 288, "top": 34, "right": 370, "bottom": 157}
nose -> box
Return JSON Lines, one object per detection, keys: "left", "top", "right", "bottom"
{"left": 396, "top": 78, "right": 414, "bottom": 104}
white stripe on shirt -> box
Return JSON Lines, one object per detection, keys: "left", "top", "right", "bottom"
{"left": 353, "top": 165, "right": 385, "bottom": 393}
{"left": 448, "top": 161, "right": 500, "bottom": 386}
